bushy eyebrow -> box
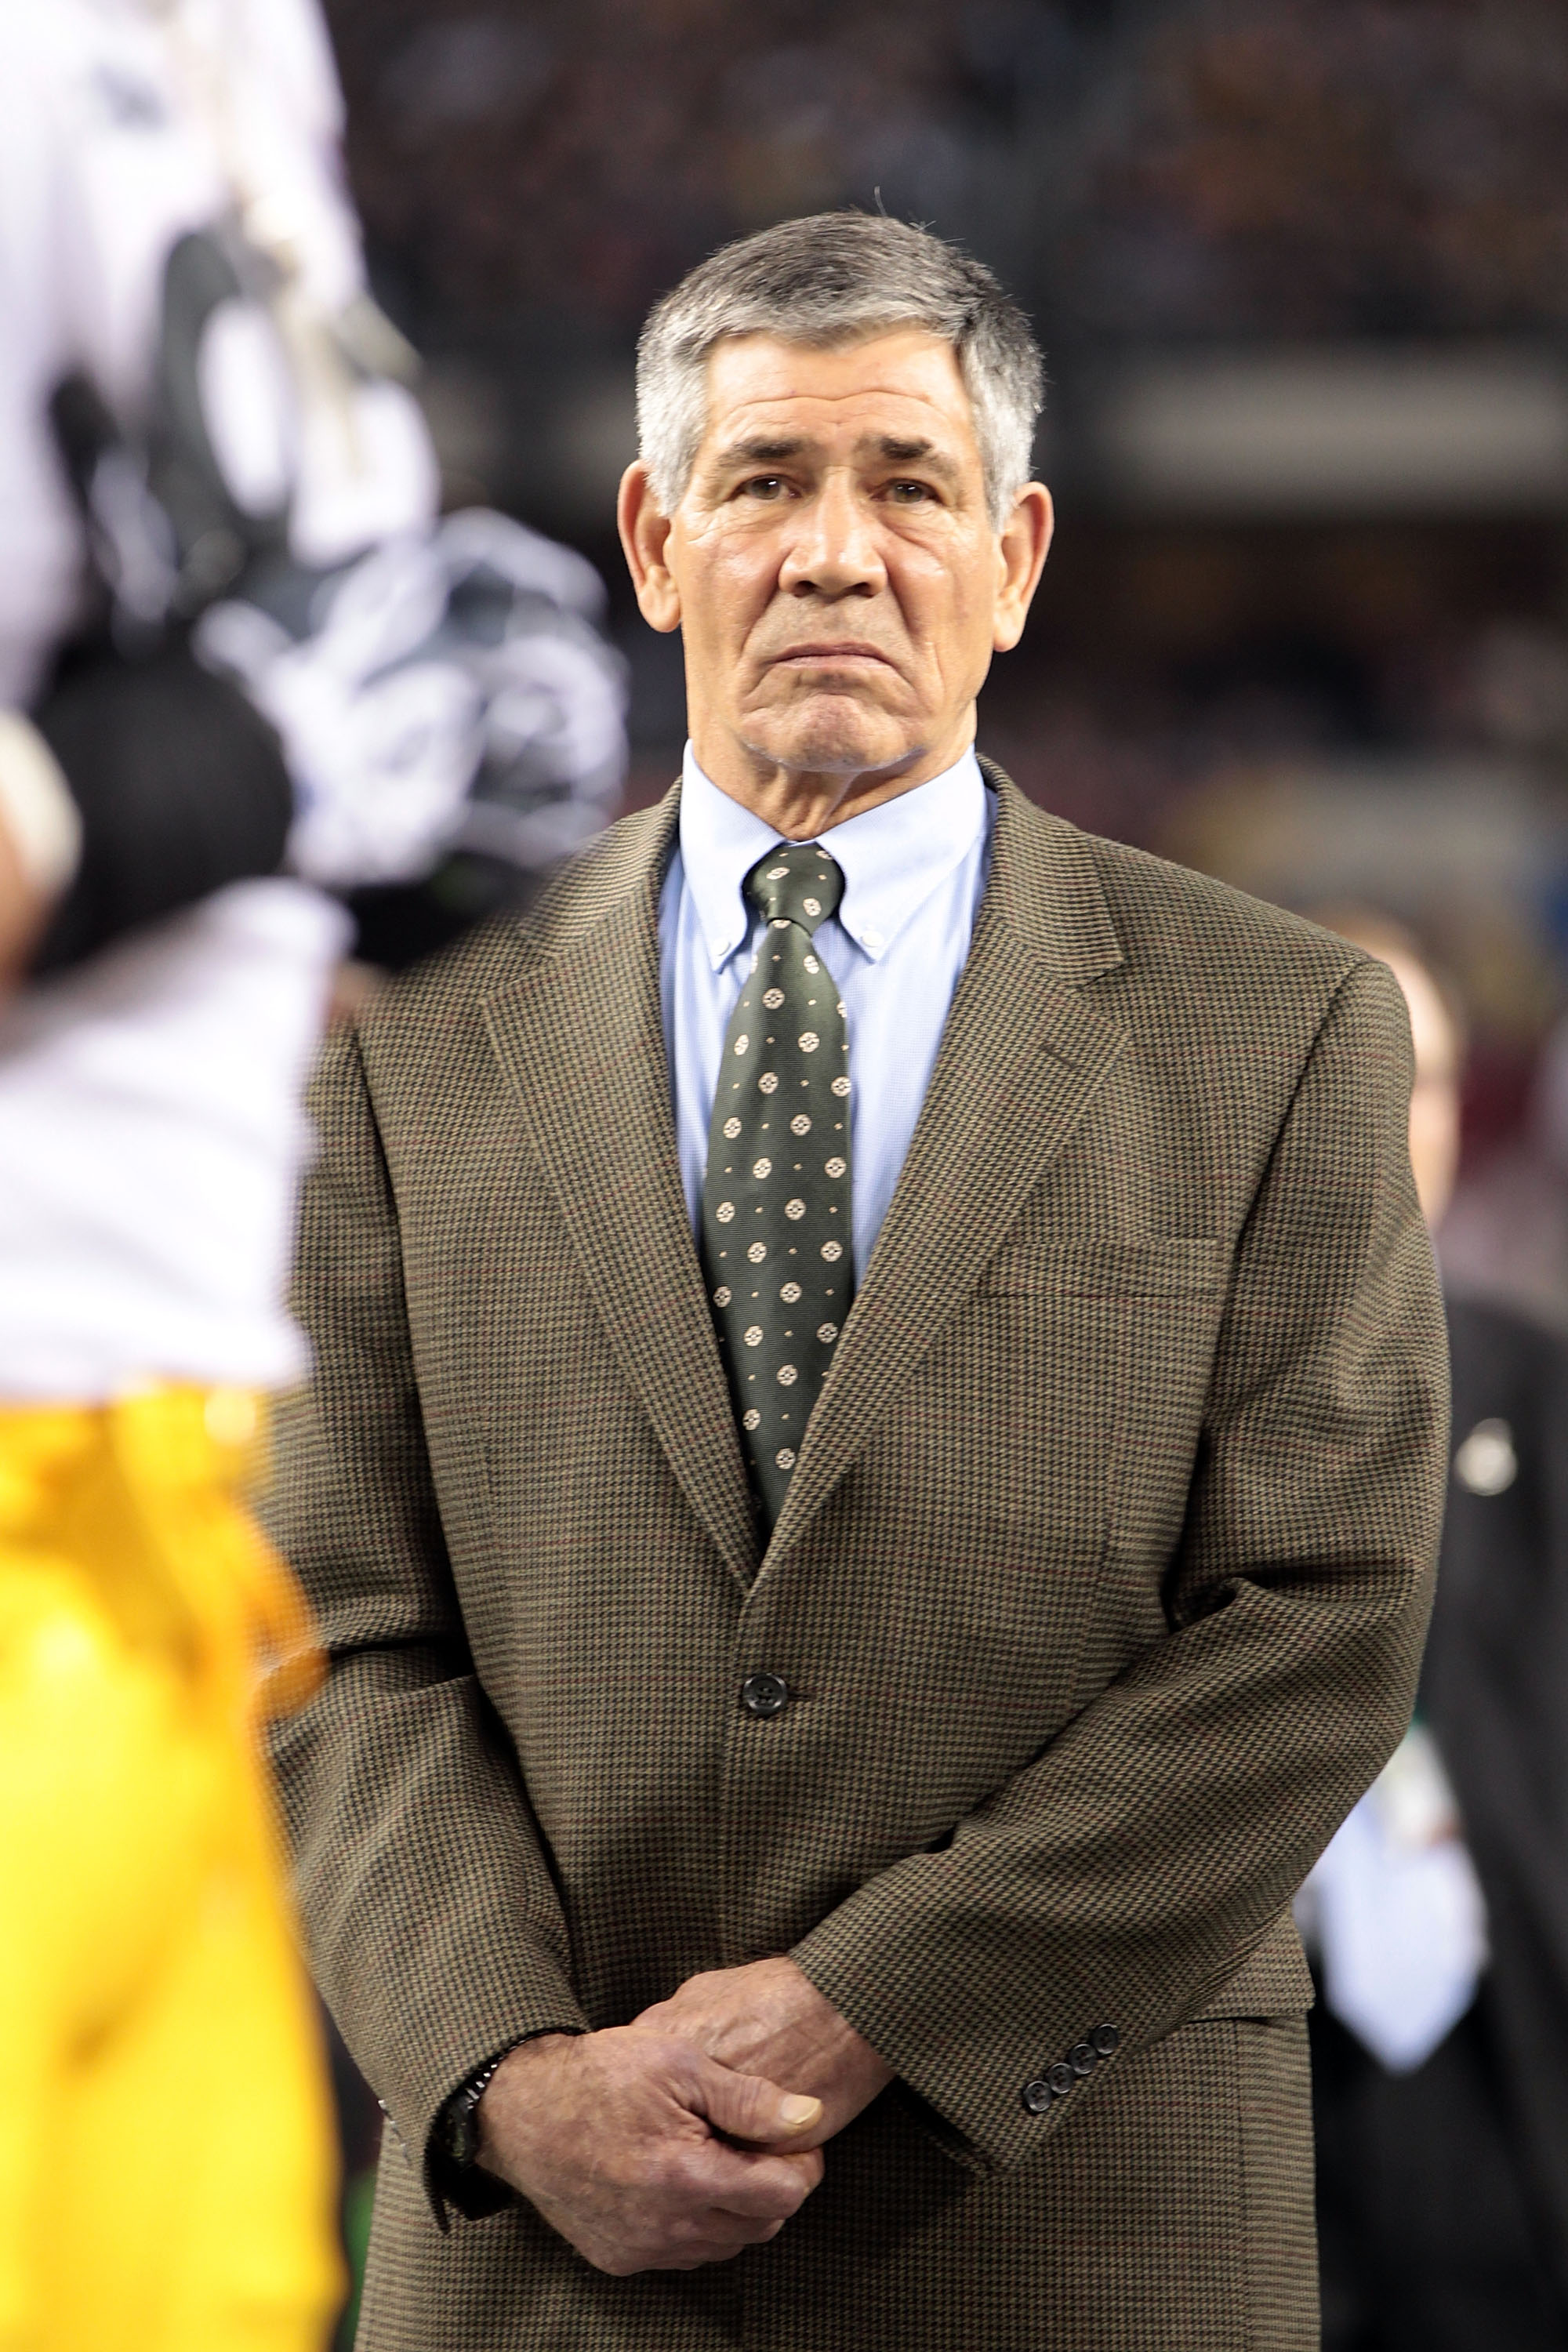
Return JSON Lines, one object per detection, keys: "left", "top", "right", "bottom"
{"left": 708, "top": 430, "right": 963, "bottom": 485}
{"left": 866, "top": 434, "right": 960, "bottom": 484}
{"left": 710, "top": 435, "right": 812, "bottom": 472}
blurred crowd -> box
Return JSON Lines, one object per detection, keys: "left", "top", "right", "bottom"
{"left": 5, "top": 2, "right": 1568, "bottom": 2348}
{"left": 322, "top": 0, "right": 1568, "bottom": 343}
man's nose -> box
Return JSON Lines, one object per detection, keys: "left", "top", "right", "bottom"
{"left": 778, "top": 474, "right": 887, "bottom": 600}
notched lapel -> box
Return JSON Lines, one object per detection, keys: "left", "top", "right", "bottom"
{"left": 481, "top": 814, "right": 760, "bottom": 1586}
{"left": 764, "top": 779, "right": 1129, "bottom": 1571}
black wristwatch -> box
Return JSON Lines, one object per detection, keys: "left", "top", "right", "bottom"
{"left": 438, "top": 2045, "right": 517, "bottom": 2169}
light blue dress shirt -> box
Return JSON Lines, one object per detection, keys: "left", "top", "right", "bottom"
{"left": 658, "top": 743, "right": 994, "bottom": 1283}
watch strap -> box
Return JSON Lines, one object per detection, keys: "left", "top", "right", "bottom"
{"left": 438, "top": 2043, "right": 518, "bottom": 2169}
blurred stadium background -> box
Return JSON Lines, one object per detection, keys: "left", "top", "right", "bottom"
{"left": 321, "top": 0, "right": 1568, "bottom": 1326}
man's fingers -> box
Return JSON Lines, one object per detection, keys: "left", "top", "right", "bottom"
{"left": 765, "top": 2145, "right": 826, "bottom": 2196}
{"left": 585, "top": 2197, "right": 802, "bottom": 2275}
{"left": 681, "top": 2205, "right": 794, "bottom": 2252}
{"left": 680, "top": 2140, "right": 822, "bottom": 2222}
{"left": 490, "top": 2027, "right": 829, "bottom": 2281}
{"left": 694, "top": 2053, "right": 822, "bottom": 2146}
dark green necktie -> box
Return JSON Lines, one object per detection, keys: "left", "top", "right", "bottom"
{"left": 700, "top": 842, "right": 854, "bottom": 1530}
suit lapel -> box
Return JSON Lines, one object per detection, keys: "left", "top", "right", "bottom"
{"left": 763, "top": 775, "right": 1129, "bottom": 1571}
{"left": 482, "top": 789, "right": 760, "bottom": 1586}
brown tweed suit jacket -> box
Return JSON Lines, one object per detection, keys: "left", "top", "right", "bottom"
{"left": 269, "top": 768, "right": 1449, "bottom": 2352}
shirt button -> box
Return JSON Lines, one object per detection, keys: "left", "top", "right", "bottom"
{"left": 1069, "top": 2042, "right": 1097, "bottom": 2077}
{"left": 1091, "top": 2024, "right": 1121, "bottom": 2057}
{"left": 1047, "top": 2061, "right": 1076, "bottom": 2098}
{"left": 739, "top": 1671, "right": 789, "bottom": 1719}
{"left": 1021, "top": 2078, "right": 1054, "bottom": 2115}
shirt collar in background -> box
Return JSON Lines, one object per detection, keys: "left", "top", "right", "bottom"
{"left": 677, "top": 741, "right": 989, "bottom": 971}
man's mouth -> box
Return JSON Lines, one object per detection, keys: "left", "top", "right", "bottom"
{"left": 769, "top": 643, "right": 896, "bottom": 670}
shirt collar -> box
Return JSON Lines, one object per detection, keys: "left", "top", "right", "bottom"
{"left": 678, "top": 742, "right": 989, "bottom": 971}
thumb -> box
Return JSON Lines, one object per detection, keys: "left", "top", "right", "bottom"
{"left": 693, "top": 2055, "right": 822, "bottom": 2145}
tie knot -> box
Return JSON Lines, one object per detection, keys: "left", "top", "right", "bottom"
{"left": 745, "top": 842, "right": 844, "bottom": 935}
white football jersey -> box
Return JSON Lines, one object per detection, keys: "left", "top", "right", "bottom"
{"left": 0, "top": 0, "right": 422, "bottom": 1399}
{"left": 0, "top": 0, "right": 436, "bottom": 705}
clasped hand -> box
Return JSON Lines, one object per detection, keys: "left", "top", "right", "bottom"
{"left": 477, "top": 1958, "right": 893, "bottom": 2276}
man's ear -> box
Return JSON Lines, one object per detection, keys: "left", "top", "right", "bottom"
{"left": 618, "top": 463, "right": 681, "bottom": 633}
{"left": 992, "top": 483, "right": 1054, "bottom": 655}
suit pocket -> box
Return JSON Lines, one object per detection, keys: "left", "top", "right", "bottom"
{"left": 964, "top": 1236, "right": 1231, "bottom": 1563}
{"left": 1188, "top": 1909, "right": 1316, "bottom": 2021}
{"left": 976, "top": 1236, "right": 1229, "bottom": 1298}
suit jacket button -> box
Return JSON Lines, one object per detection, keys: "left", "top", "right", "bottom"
{"left": 1047, "top": 2061, "right": 1076, "bottom": 2097}
{"left": 1021, "top": 2078, "right": 1054, "bottom": 2115}
{"left": 1091, "top": 2024, "right": 1120, "bottom": 2057}
{"left": 1069, "top": 2042, "right": 1097, "bottom": 2076}
{"left": 739, "top": 1671, "right": 789, "bottom": 1719}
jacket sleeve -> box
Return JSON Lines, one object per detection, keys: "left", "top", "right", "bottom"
{"left": 790, "top": 954, "right": 1450, "bottom": 2172}
{"left": 265, "top": 1020, "right": 588, "bottom": 2223}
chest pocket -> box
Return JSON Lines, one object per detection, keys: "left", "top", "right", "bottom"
{"left": 976, "top": 1236, "right": 1229, "bottom": 1298}
{"left": 969, "top": 1236, "right": 1231, "bottom": 1561}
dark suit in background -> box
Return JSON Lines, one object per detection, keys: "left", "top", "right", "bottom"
{"left": 1314, "top": 1295, "right": 1568, "bottom": 2350}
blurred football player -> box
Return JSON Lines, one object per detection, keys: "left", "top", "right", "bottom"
{"left": 0, "top": 4, "right": 623, "bottom": 2346}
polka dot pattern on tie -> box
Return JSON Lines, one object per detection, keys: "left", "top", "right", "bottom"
{"left": 699, "top": 840, "right": 854, "bottom": 1530}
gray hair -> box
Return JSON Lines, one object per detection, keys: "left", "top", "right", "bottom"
{"left": 636, "top": 213, "right": 1045, "bottom": 532}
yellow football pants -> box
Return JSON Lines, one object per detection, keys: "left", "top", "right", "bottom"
{"left": 0, "top": 1388, "right": 342, "bottom": 2351}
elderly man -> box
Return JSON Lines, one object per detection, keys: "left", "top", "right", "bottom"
{"left": 271, "top": 212, "right": 1448, "bottom": 2350}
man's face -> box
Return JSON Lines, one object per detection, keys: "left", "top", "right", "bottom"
{"left": 622, "top": 328, "right": 1050, "bottom": 813}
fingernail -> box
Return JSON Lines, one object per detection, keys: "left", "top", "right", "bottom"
{"left": 779, "top": 2095, "right": 821, "bottom": 2126}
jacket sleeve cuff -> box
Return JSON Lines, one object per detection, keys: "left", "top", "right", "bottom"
{"left": 405, "top": 1990, "right": 591, "bottom": 2230}
{"left": 789, "top": 1866, "right": 1133, "bottom": 2176}
{"left": 424, "top": 2022, "right": 589, "bottom": 2223}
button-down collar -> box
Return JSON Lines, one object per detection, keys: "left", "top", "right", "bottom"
{"left": 677, "top": 741, "right": 989, "bottom": 972}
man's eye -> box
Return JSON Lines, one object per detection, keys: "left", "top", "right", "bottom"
{"left": 741, "top": 476, "right": 787, "bottom": 500}
{"left": 886, "top": 480, "right": 934, "bottom": 504}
